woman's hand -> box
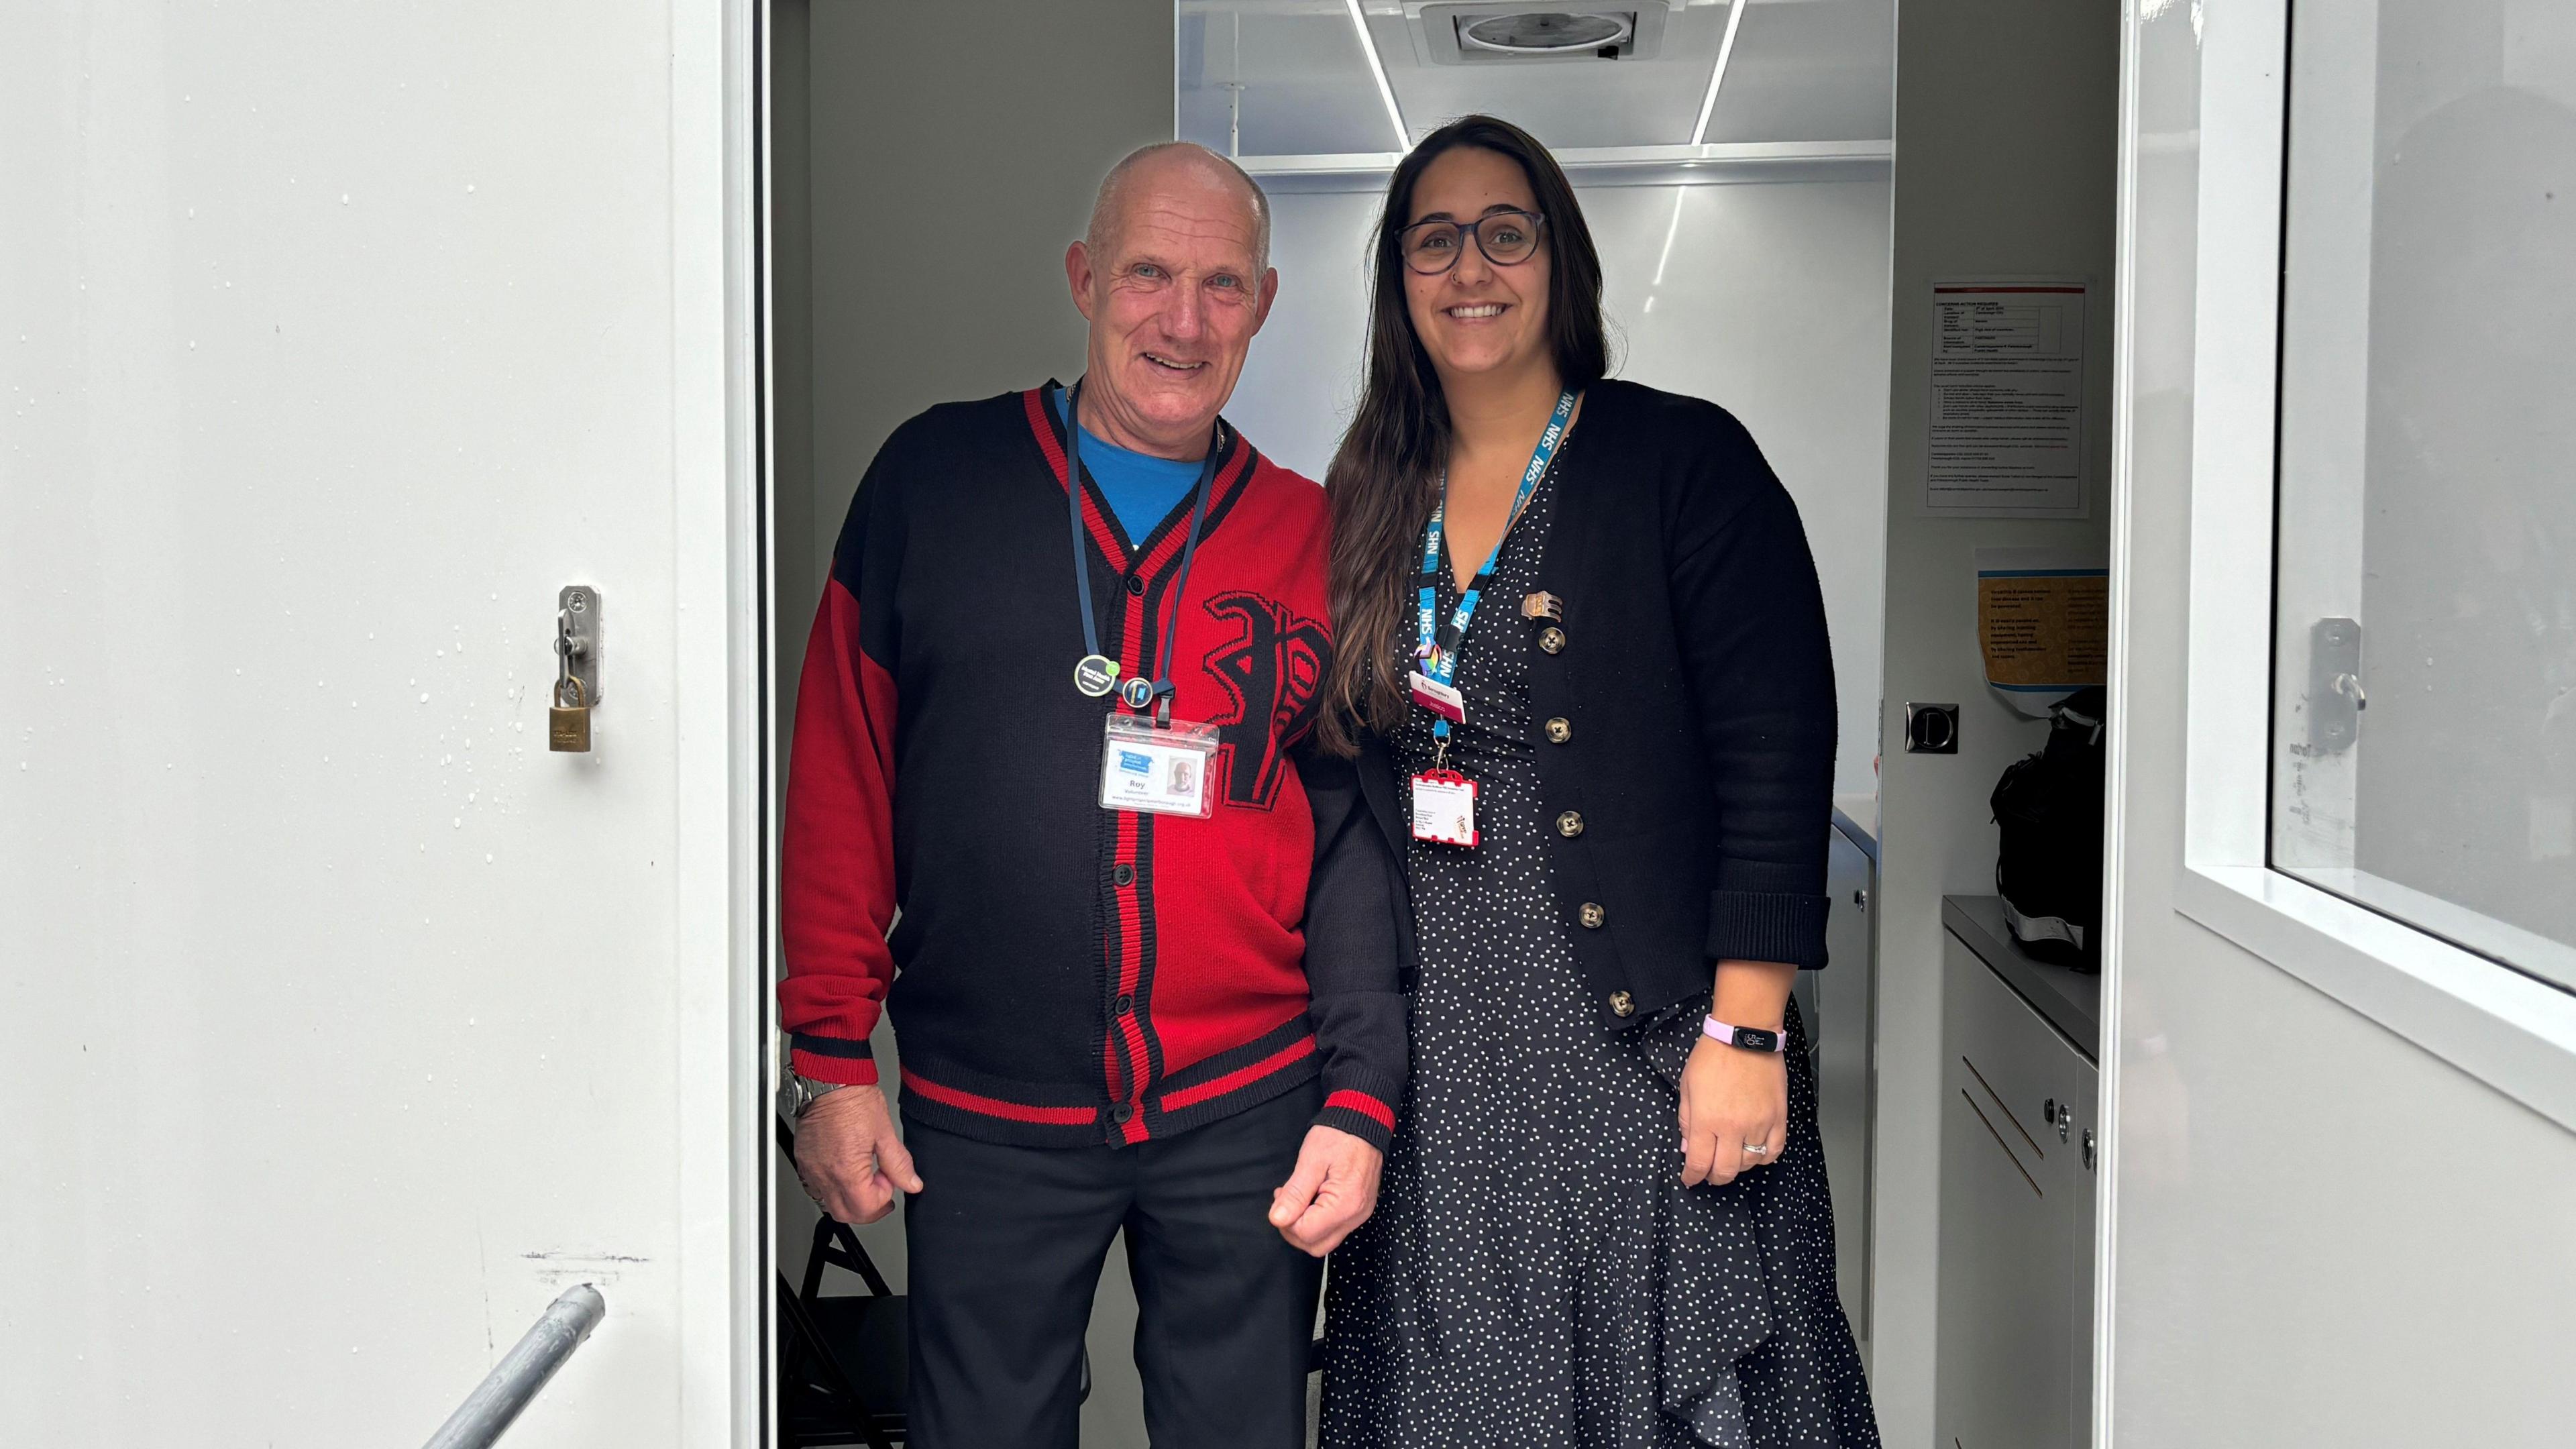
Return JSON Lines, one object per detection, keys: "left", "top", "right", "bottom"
{"left": 1678, "top": 1034, "right": 1788, "bottom": 1185}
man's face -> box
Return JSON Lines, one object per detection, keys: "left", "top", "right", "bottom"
{"left": 1066, "top": 158, "right": 1277, "bottom": 457}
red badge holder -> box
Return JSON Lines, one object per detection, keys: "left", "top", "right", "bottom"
{"left": 1409, "top": 767, "right": 1479, "bottom": 847}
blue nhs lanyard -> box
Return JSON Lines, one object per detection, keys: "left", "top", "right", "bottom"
{"left": 1414, "top": 388, "right": 1576, "bottom": 745}
{"left": 1065, "top": 380, "right": 1224, "bottom": 726}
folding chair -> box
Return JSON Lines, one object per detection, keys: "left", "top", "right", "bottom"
{"left": 777, "top": 1112, "right": 908, "bottom": 1448}
{"left": 774, "top": 1108, "right": 1095, "bottom": 1445}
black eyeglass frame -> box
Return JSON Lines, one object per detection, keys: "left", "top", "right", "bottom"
{"left": 1395, "top": 209, "right": 1549, "bottom": 276}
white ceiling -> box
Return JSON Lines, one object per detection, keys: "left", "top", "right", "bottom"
{"left": 1176, "top": 0, "right": 1894, "bottom": 158}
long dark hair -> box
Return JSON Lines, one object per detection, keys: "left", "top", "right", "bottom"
{"left": 1316, "top": 115, "right": 1609, "bottom": 756}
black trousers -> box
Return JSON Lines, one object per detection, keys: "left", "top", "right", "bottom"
{"left": 900, "top": 1080, "right": 1324, "bottom": 1449}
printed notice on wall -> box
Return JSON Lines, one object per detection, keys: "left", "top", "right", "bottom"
{"left": 1976, "top": 547, "right": 2108, "bottom": 699}
{"left": 1924, "top": 280, "right": 2091, "bottom": 517}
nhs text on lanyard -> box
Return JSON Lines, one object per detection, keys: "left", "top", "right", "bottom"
{"left": 1405, "top": 388, "right": 1575, "bottom": 847}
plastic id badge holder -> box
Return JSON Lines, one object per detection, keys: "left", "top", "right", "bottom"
{"left": 1410, "top": 770, "right": 1479, "bottom": 847}
{"left": 1099, "top": 713, "right": 1218, "bottom": 818}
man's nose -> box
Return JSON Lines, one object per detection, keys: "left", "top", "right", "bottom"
{"left": 1163, "top": 284, "right": 1205, "bottom": 341}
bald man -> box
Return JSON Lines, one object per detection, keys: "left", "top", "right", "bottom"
{"left": 779, "top": 143, "right": 1408, "bottom": 1448}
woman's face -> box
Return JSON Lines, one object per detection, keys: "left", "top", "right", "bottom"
{"left": 1400, "top": 146, "right": 1553, "bottom": 386}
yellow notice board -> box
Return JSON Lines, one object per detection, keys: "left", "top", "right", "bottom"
{"left": 1976, "top": 548, "right": 2108, "bottom": 694}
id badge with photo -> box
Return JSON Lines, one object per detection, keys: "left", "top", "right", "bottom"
{"left": 1099, "top": 712, "right": 1219, "bottom": 818}
{"left": 1410, "top": 769, "right": 1479, "bottom": 847}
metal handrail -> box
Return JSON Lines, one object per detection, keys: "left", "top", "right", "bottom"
{"left": 422, "top": 1284, "right": 607, "bottom": 1449}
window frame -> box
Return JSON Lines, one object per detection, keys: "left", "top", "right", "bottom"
{"left": 2180, "top": 0, "right": 2576, "bottom": 1132}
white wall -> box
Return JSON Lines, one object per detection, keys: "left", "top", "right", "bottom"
{"left": 1229, "top": 176, "right": 1894, "bottom": 798}
{"left": 1864, "top": 4, "right": 2121, "bottom": 1444}
{"left": 784, "top": 5, "right": 1174, "bottom": 1446}
{"left": 2104, "top": 3, "right": 2576, "bottom": 1444}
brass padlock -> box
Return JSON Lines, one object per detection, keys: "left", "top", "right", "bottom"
{"left": 549, "top": 676, "right": 592, "bottom": 752}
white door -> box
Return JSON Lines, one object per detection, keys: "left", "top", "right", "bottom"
{"left": 0, "top": 5, "right": 757, "bottom": 1446}
{"left": 2100, "top": 0, "right": 2576, "bottom": 1442}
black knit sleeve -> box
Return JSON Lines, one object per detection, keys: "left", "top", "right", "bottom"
{"left": 1665, "top": 409, "right": 1838, "bottom": 969}
{"left": 1295, "top": 740, "right": 1409, "bottom": 1151}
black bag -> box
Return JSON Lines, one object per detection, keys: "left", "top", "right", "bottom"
{"left": 1990, "top": 686, "right": 2107, "bottom": 971}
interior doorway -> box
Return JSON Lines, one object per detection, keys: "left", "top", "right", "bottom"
{"left": 759, "top": 3, "right": 1896, "bottom": 1443}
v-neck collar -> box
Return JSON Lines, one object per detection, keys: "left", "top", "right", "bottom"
{"left": 1024, "top": 382, "right": 1254, "bottom": 570}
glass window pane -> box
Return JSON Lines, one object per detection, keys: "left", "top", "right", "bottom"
{"left": 2271, "top": 0, "right": 2576, "bottom": 988}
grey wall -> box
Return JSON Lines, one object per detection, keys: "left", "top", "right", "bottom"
{"left": 1865, "top": 4, "right": 2121, "bottom": 1443}
{"left": 803, "top": 0, "right": 1177, "bottom": 611}
{"left": 770, "top": 0, "right": 817, "bottom": 773}
{"left": 777, "top": 5, "right": 1175, "bottom": 1446}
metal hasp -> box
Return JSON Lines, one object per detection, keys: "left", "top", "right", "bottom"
{"left": 422, "top": 1283, "right": 606, "bottom": 1449}
{"left": 2306, "top": 616, "right": 2363, "bottom": 753}
{"left": 557, "top": 585, "right": 602, "bottom": 706}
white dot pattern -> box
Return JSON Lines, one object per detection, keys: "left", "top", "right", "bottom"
{"left": 1320, "top": 456, "right": 1878, "bottom": 1448}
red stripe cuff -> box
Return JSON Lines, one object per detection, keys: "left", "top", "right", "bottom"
{"left": 1323, "top": 1089, "right": 1396, "bottom": 1133}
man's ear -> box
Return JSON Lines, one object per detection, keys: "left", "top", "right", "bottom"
{"left": 1065, "top": 240, "right": 1096, "bottom": 322}
{"left": 1252, "top": 266, "right": 1280, "bottom": 333}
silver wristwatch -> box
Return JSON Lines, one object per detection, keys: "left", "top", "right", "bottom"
{"left": 781, "top": 1072, "right": 853, "bottom": 1120}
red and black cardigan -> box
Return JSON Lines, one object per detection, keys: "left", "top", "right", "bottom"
{"left": 780, "top": 387, "right": 1407, "bottom": 1151}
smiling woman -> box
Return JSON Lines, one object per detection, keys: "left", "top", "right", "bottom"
{"left": 1310, "top": 115, "right": 1879, "bottom": 1449}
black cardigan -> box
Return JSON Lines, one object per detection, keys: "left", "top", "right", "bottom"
{"left": 1352, "top": 378, "right": 1839, "bottom": 1030}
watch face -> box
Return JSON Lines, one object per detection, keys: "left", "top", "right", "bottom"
{"left": 1734, "top": 1026, "right": 1781, "bottom": 1053}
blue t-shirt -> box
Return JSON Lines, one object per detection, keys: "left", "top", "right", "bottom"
{"left": 1052, "top": 386, "right": 1203, "bottom": 540}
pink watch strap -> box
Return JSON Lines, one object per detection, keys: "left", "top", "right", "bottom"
{"left": 1703, "top": 1016, "right": 1784, "bottom": 1053}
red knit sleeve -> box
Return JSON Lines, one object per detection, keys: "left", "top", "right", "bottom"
{"left": 778, "top": 473, "right": 904, "bottom": 1085}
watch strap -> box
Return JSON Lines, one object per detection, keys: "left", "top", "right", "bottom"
{"left": 1703, "top": 1016, "right": 1784, "bottom": 1053}
{"left": 792, "top": 1074, "right": 853, "bottom": 1116}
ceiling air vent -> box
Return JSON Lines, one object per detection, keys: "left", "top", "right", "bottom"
{"left": 1461, "top": 11, "right": 1632, "bottom": 56}
{"left": 1415, "top": 3, "right": 1671, "bottom": 65}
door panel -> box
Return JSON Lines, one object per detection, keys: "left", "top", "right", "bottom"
{"left": 0, "top": 4, "right": 749, "bottom": 1445}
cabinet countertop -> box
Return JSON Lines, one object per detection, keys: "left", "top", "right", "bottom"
{"left": 1942, "top": 895, "right": 2099, "bottom": 1065}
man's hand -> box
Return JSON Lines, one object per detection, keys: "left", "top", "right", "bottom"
{"left": 792, "top": 1084, "right": 924, "bottom": 1224}
{"left": 1678, "top": 1035, "right": 1788, "bottom": 1187}
{"left": 1267, "top": 1124, "right": 1383, "bottom": 1257}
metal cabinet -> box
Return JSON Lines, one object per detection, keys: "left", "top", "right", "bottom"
{"left": 1814, "top": 822, "right": 1878, "bottom": 1351}
{"left": 1935, "top": 930, "right": 2098, "bottom": 1449}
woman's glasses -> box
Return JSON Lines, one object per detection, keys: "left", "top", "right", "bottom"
{"left": 1396, "top": 210, "right": 1547, "bottom": 276}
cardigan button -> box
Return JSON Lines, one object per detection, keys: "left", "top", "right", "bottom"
{"left": 1124, "top": 576, "right": 1146, "bottom": 596}
{"left": 1110, "top": 1104, "right": 1133, "bottom": 1124}
{"left": 1114, "top": 993, "right": 1134, "bottom": 1015}
{"left": 1609, "top": 990, "right": 1635, "bottom": 1018}
{"left": 1578, "top": 902, "right": 1605, "bottom": 928}
{"left": 1544, "top": 717, "right": 1572, "bottom": 745}
{"left": 1556, "top": 810, "right": 1586, "bottom": 838}
{"left": 1112, "top": 863, "right": 1134, "bottom": 887}
{"left": 1538, "top": 625, "right": 1566, "bottom": 655}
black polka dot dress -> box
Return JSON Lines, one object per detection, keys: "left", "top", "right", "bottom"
{"left": 1318, "top": 453, "right": 1880, "bottom": 1449}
